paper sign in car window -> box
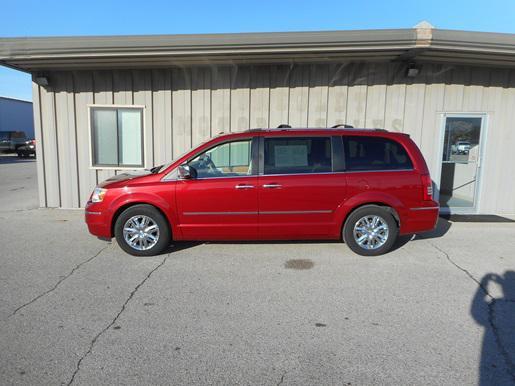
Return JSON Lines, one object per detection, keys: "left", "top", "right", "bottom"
{"left": 275, "top": 145, "right": 308, "bottom": 167}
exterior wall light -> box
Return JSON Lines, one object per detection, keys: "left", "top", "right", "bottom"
{"left": 406, "top": 63, "right": 420, "bottom": 77}
{"left": 35, "top": 76, "right": 49, "bottom": 86}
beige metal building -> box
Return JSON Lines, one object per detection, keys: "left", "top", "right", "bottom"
{"left": 1, "top": 23, "right": 515, "bottom": 214}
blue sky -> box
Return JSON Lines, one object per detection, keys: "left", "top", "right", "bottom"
{"left": 1, "top": 0, "right": 515, "bottom": 101}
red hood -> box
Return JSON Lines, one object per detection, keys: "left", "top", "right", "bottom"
{"left": 98, "top": 170, "right": 153, "bottom": 188}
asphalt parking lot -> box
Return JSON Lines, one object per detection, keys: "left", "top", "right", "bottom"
{"left": 0, "top": 155, "right": 514, "bottom": 385}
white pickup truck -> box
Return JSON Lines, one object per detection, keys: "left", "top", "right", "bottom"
{"left": 451, "top": 141, "right": 471, "bottom": 155}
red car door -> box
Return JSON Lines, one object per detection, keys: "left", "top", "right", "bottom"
{"left": 175, "top": 137, "right": 259, "bottom": 240}
{"left": 257, "top": 136, "right": 346, "bottom": 240}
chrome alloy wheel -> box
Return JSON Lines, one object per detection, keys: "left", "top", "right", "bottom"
{"left": 353, "top": 215, "right": 389, "bottom": 250}
{"left": 123, "top": 215, "right": 160, "bottom": 251}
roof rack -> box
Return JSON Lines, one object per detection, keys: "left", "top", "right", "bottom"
{"left": 277, "top": 124, "right": 292, "bottom": 128}
{"left": 331, "top": 124, "right": 354, "bottom": 128}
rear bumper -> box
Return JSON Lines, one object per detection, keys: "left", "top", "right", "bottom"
{"left": 85, "top": 203, "right": 112, "bottom": 239}
{"left": 400, "top": 203, "right": 439, "bottom": 235}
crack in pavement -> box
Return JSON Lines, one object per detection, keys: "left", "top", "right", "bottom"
{"left": 428, "top": 241, "right": 515, "bottom": 383}
{"left": 429, "top": 241, "right": 493, "bottom": 300}
{"left": 66, "top": 253, "right": 170, "bottom": 386}
{"left": 277, "top": 371, "right": 286, "bottom": 386}
{"left": 8, "top": 245, "right": 110, "bottom": 318}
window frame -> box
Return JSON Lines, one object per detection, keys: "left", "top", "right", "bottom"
{"left": 259, "top": 135, "right": 335, "bottom": 176}
{"left": 88, "top": 104, "right": 146, "bottom": 170}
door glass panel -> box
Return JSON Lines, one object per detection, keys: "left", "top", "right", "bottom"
{"left": 440, "top": 117, "right": 482, "bottom": 209}
{"left": 189, "top": 140, "right": 251, "bottom": 178}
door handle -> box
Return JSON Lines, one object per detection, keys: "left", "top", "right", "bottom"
{"left": 262, "top": 183, "right": 282, "bottom": 189}
{"left": 235, "top": 184, "right": 255, "bottom": 189}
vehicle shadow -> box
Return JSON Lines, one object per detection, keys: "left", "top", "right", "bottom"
{"left": 0, "top": 154, "right": 36, "bottom": 164}
{"left": 164, "top": 218, "right": 452, "bottom": 255}
{"left": 471, "top": 271, "right": 515, "bottom": 384}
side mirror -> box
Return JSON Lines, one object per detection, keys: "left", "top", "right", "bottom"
{"left": 178, "top": 164, "right": 197, "bottom": 180}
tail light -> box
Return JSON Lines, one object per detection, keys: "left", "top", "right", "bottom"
{"left": 421, "top": 173, "right": 433, "bottom": 201}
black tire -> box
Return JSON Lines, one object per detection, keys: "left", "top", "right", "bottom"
{"left": 114, "top": 204, "right": 171, "bottom": 256}
{"left": 343, "top": 205, "right": 398, "bottom": 256}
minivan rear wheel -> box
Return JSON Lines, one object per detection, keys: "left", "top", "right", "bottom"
{"left": 343, "top": 205, "right": 398, "bottom": 256}
{"left": 114, "top": 204, "right": 171, "bottom": 256}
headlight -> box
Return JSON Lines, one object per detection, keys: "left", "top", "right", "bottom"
{"left": 91, "top": 187, "right": 107, "bottom": 203}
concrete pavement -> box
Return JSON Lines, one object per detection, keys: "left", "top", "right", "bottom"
{"left": 0, "top": 157, "right": 514, "bottom": 385}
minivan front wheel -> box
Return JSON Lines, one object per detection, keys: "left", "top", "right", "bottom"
{"left": 114, "top": 204, "right": 171, "bottom": 256}
{"left": 343, "top": 205, "right": 398, "bottom": 256}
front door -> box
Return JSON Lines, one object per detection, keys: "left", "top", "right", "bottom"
{"left": 175, "top": 138, "right": 259, "bottom": 240}
{"left": 258, "top": 136, "right": 346, "bottom": 239}
{"left": 439, "top": 114, "right": 486, "bottom": 213}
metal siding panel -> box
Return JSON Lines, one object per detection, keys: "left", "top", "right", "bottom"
{"left": 489, "top": 70, "right": 515, "bottom": 213}
{"left": 32, "top": 81, "right": 47, "bottom": 207}
{"left": 39, "top": 83, "right": 60, "bottom": 207}
{"left": 478, "top": 69, "right": 508, "bottom": 213}
{"left": 230, "top": 66, "right": 250, "bottom": 132}
{"left": 288, "top": 64, "right": 309, "bottom": 127}
{"left": 250, "top": 65, "right": 270, "bottom": 128}
{"left": 191, "top": 67, "right": 211, "bottom": 146}
{"left": 152, "top": 69, "right": 172, "bottom": 164}
{"left": 327, "top": 63, "right": 349, "bottom": 127}
{"left": 73, "top": 71, "right": 97, "bottom": 206}
{"left": 402, "top": 67, "right": 426, "bottom": 143}
{"left": 384, "top": 63, "right": 406, "bottom": 132}
{"left": 211, "top": 66, "right": 231, "bottom": 134}
{"left": 268, "top": 65, "right": 290, "bottom": 127}
{"left": 113, "top": 70, "right": 133, "bottom": 105}
{"left": 443, "top": 66, "right": 466, "bottom": 111}
{"left": 365, "top": 63, "right": 387, "bottom": 128}
{"left": 307, "top": 64, "right": 329, "bottom": 128}
{"left": 462, "top": 67, "right": 489, "bottom": 111}
{"left": 54, "top": 72, "right": 79, "bottom": 208}
{"left": 346, "top": 63, "right": 367, "bottom": 128}
{"left": 133, "top": 70, "right": 153, "bottom": 168}
{"left": 172, "top": 67, "right": 192, "bottom": 156}
{"left": 419, "top": 64, "right": 446, "bottom": 180}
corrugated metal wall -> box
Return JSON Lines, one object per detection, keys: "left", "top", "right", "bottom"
{"left": 32, "top": 62, "right": 515, "bottom": 213}
{"left": 0, "top": 97, "right": 34, "bottom": 138}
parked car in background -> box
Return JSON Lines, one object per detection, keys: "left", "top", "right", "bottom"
{"left": 0, "top": 131, "right": 27, "bottom": 153}
{"left": 85, "top": 127, "right": 439, "bottom": 257}
{"left": 17, "top": 139, "right": 36, "bottom": 158}
{"left": 451, "top": 141, "right": 471, "bottom": 155}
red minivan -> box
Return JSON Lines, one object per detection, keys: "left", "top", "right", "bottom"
{"left": 85, "top": 128, "right": 439, "bottom": 256}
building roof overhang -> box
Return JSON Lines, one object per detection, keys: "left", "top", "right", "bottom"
{"left": 1, "top": 25, "right": 515, "bottom": 72}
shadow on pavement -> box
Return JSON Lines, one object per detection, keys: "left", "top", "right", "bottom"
{"left": 441, "top": 214, "right": 515, "bottom": 223}
{"left": 471, "top": 271, "right": 515, "bottom": 385}
{"left": 162, "top": 217, "right": 453, "bottom": 255}
{"left": 392, "top": 217, "right": 453, "bottom": 251}
{"left": 0, "top": 154, "right": 36, "bottom": 164}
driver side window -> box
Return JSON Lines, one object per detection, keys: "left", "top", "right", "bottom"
{"left": 188, "top": 139, "right": 252, "bottom": 178}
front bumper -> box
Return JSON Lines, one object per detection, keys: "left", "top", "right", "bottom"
{"left": 85, "top": 203, "right": 112, "bottom": 238}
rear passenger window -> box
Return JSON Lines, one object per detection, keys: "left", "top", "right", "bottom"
{"left": 343, "top": 136, "right": 413, "bottom": 171}
{"left": 264, "top": 137, "right": 332, "bottom": 175}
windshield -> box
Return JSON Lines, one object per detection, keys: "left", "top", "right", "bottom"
{"left": 148, "top": 148, "right": 192, "bottom": 174}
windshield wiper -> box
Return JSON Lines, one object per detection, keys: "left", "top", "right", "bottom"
{"left": 149, "top": 165, "right": 163, "bottom": 174}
